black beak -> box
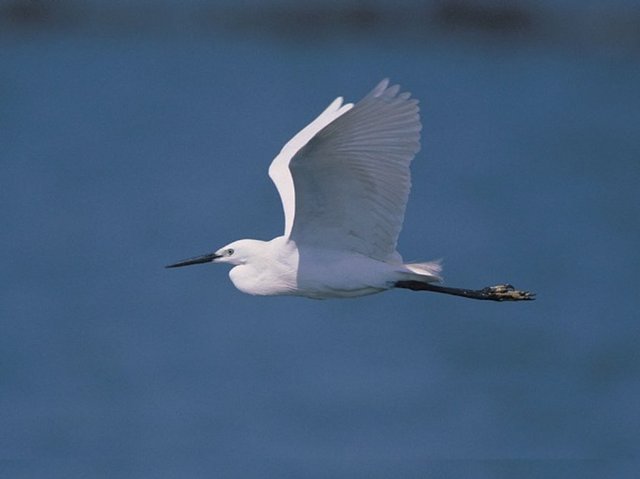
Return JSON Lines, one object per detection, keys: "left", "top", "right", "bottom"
{"left": 165, "top": 252, "right": 221, "bottom": 268}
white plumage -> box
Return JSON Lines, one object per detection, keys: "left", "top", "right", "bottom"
{"left": 275, "top": 79, "right": 419, "bottom": 262}
{"left": 168, "top": 79, "right": 444, "bottom": 299}
{"left": 168, "top": 79, "right": 534, "bottom": 302}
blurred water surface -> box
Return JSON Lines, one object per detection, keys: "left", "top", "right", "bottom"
{"left": 1, "top": 1, "right": 639, "bottom": 478}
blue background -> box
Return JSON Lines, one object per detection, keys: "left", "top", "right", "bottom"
{"left": 2, "top": 1, "right": 639, "bottom": 477}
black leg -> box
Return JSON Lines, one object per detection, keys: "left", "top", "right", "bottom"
{"left": 394, "top": 281, "right": 535, "bottom": 302}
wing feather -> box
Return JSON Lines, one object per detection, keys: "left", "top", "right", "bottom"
{"left": 268, "top": 96, "right": 353, "bottom": 237}
{"left": 269, "top": 79, "right": 421, "bottom": 261}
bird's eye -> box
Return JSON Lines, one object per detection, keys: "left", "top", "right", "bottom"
{"left": 227, "top": 248, "right": 234, "bottom": 256}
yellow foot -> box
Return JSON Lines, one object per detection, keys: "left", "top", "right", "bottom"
{"left": 482, "top": 284, "right": 536, "bottom": 301}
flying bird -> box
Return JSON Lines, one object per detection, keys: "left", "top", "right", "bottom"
{"left": 167, "top": 79, "right": 533, "bottom": 301}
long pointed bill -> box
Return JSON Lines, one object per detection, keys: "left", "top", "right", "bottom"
{"left": 165, "top": 252, "right": 221, "bottom": 268}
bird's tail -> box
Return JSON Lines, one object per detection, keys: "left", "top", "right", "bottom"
{"left": 403, "top": 259, "right": 443, "bottom": 283}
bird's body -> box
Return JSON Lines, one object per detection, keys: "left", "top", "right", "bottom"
{"left": 222, "top": 236, "right": 440, "bottom": 299}
{"left": 168, "top": 80, "right": 534, "bottom": 302}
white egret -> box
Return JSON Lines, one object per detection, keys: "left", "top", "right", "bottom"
{"left": 167, "top": 79, "right": 533, "bottom": 301}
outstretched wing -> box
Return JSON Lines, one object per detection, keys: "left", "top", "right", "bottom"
{"left": 268, "top": 95, "right": 353, "bottom": 239}
{"left": 268, "top": 79, "right": 421, "bottom": 261}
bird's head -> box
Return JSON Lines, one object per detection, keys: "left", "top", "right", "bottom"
{"left": 165, "top": 239, "right": 264, "bottom": 269}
